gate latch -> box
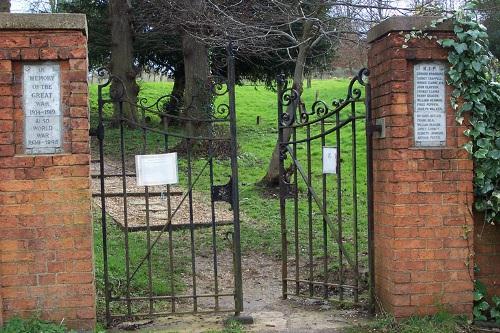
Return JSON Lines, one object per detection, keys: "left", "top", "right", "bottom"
{"left": 372, "top": 118, "right": 385, "bottom": 138}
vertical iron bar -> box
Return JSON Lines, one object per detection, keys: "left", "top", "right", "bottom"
{"left": 293, "top": 127, "right": 299, "bottom": 296}
{"left": 97, "top": 84, "right": 110, "bottom": 326}
{"left": 321, "top": 119, "right": 328, "bottom": 299}
{"left": 336, "top": 108, "right": 344, "bottom": 301}
{"left": 142, "top": 111, "right": 154, "bottom": 315}
{"left": 162, "top": 119, "right": 176, "bottom": 313}
{"left": 277, "top": 75, "right": 288, "bottom": 300}
{"left": 306, "top": 123, "right": 313, "bottom": 297}
{"left": 119, "top": 102, "right": 132, "bottom": 317}
{"left": 186, "top": 138, "right": 198, "bottom": 312}
{"left": 365, "top": 83, "right": 376, "bottom": 314}
{"left": 227, "top": 46, "right": 243, "bottom": 314}
{"left": 208, "top": 136, "right": 220, "bottom": 310}
{"left": 351, "top": 102, "right": 359, "bottom": 303}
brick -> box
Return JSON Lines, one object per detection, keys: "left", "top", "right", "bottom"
{"left": 0, "top": 37, "right": 30, "bottom": 48}
{"left": 40, "top": 48, "right": 58, "bottom": 60}
{"left": 21, "top": 48, "right": 40, "bottom": 60}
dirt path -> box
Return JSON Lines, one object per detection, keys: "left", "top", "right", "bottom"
{"left": 94, "top": 157, "right": 370, "bottom": 332}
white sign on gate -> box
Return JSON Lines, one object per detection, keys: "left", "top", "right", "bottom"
{"left": 135, "top": 153, "right": 179, "bottom": 186}
{"left": 322, "top": 147, "right": 337, "bottom": 174}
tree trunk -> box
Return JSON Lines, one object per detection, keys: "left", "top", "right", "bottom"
{"left": 109, "top": 0, "right": 139, "bottom": 125}
{"left": 181, "top": 0, "right": 211, "bottom": 138}
{"left": 163, "top": 67, "right": 185, "bottom": 127}
{"left": 260, "top": 21, "right": 314, "bottom": 187}
{"left": 182, "top": 32, "right": 211, "bottom": 138}
{"left": 0, "top": 0, "right": 10, "bottom": 12}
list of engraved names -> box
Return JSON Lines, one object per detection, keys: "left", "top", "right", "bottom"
{"left": 414, "top": 62, "right": 446, "bottom": 147}
{"left": 23, "top": 63, "right": 62, "bottom": 154}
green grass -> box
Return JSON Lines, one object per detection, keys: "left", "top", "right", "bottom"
{"left": 345, "top": 312, "right": 471, "bottom": 333}
{"left": 0, "top": 317, "right": 72, "bottom": 333}
{"left": 91, "top": 78, "right": 370, "bottom": 318}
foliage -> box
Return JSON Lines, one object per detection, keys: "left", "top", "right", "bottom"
{"left": 436, "top": 2, "right": 500, "bottom": 225}
{"left": 345, "top": 311, "right": 469, "bottom": 333}
{"left": 477, "top": 0, "right": 500, "bottom": 59}
{"left": 0, "top": 317, "right": 72, "bottom": 333}
{"left": 58, "top": 0, "right": 110, "bottom": 70}
{"left": 473, "top": 280, "right": 500, "bottom": 323}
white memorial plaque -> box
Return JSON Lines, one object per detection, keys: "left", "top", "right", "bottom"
{"left": 414, "top": 62, "right": 447, "bottom": 147}
{"left": 23, "top": 63, "right": 62, "bottom": 154}
{"left": 322, "top": 147, "right": 337, "bottom": 174}
{"left": 135, "top": 153, "right": 179, "bottom": 186}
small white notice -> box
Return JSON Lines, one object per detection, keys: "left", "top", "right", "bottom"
{"left": 322, "top": 147, "right": 337, "bottom": 174}
{"left": 135, "top": 153, "right": 178, "bottom": 186}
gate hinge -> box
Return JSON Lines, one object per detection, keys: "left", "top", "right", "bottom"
{"left": 89, "top": 123, "right": 105, "bottom": 140}
{"left": 370, "top": 118, "right": 385, "bottom": 138}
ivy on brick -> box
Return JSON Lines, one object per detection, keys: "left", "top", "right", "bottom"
{"left": 434, "top": 2, "right": 500, "bottom": 226}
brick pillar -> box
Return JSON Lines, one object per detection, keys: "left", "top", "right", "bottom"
{"left": 474, "top": 215, "right": 500, "bottom": 299}
{"left": 0, "top": 14, "right": 95, "bottom": 330}
{"left": 367, "top": 17, "right": 474, "bottom": 317}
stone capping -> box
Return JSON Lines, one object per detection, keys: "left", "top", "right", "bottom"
{"left": 367, "top": 16, "right": 453, "bottom": 43}
{"left": 0, "top": 13, "right": 87, "bottom": 35}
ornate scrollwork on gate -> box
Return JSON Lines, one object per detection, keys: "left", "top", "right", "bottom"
{"left": 277, "top": 68, "right": 370, "bottom": 128}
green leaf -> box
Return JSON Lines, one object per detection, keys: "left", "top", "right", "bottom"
{"left": 487, "top": 150, "right": 500, "bottom": 160}
{"left": 473, "top": 291, "right": 484, "bottom": 301}
{"left": 453, "top": 43, "right": 468, "bottom": 54}
{"left": 441, "top": 39, "right": 455, "bottom": 47}
{"left": 474, "top": 149, "right": 488, "bottom": 159}
{"left": 478, "top": 301, "right": 490, "bottom": 311}
{"left": 472, "top": 61, "right": 482, "bottom": 71}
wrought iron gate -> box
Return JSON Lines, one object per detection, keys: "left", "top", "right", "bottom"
{"left": 277, "top": 69, "right": 374, "bottom": 307}
{"left": 91, "top": 47, "right": 243, "bottom": 326}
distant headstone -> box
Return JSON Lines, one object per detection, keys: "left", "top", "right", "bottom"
{"left": 413, "top": 62, "right": 446, "bottom": 147}
{"left": 23, "top": 63, "right": 62, "bottom": 154}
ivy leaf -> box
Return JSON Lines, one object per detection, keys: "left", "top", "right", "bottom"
{"left": 474, "top": 291, "right": 484, "bottom": 301}
{"left": 441, "top": 39, "right": 455, "bottom": 47}
{"left": 472, "top": 61, "right": 482, "bottom": 71}
{"left": 478, "top": 301, "right": 490, "bottom": 311}
{"left": 488, "top": 150, "right": 500, "bottom": 160}
{"left": 453, "top": 43, "right": 468, "bottom": 54}
{"left": 462, "top": 102, "right": 473, "bottom": 112}
{"left": 463, "top": 142, "right": 474, "bottom": 154}
{"left": 474, "top": 149, "right": 488, "bottom": 159}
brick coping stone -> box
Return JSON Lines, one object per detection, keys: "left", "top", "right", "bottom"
{"left": 0, "top": 13, "right": 87, "bottom": 35}
{"left": 367, "top": 16, "right": 453, "bottom": 43}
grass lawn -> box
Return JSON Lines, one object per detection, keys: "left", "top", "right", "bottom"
{"left": 90, "top": 77, "right": 371, "bottom": 318}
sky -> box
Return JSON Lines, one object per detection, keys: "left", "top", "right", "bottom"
{"left": 11, "top": 0, "right": 30, "bottom": 13}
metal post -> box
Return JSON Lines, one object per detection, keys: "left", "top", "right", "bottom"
{"left": 227, "top": 43, "right": 244, "bottom": 315}
{"left": 365, "top": 82, "right": 376, "bottom": 314}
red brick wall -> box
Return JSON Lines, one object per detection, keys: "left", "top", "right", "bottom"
{"left": 368, "top": 32, "right": 475, "bottom": 317}
{"left": 0, "top": 29, "right": 95, "bottom": 329}
{"left": 474, "top": 215, "right": 500, "bottom": 299}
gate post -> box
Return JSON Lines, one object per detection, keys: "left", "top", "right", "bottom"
{"left": 0, "top": 14, "right": 95, "bottom": 329}
{"left": 367, "top": 17, "right": 474, "bottom": 317}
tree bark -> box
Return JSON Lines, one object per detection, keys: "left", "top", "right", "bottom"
{"left": 260, "top": 21, "right": 314, "bottom": 187}
{"left": 163, "top": 67, "right": 185, "bottom": 126}
{"left": 0, "top": 0, "right": 10, "bottom": 12}
{"left": 181, "top": 0, "right": 211, "bottom": 138}
{"left": 109, "top": 0, "right": 139, "bottom": 125}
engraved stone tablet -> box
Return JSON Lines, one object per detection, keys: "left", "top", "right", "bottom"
{"left": 23, "top": 63, "right": 62, "bottom": 154}
{"left": 414, "top": 62, "right": 446, "bottom": 147}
